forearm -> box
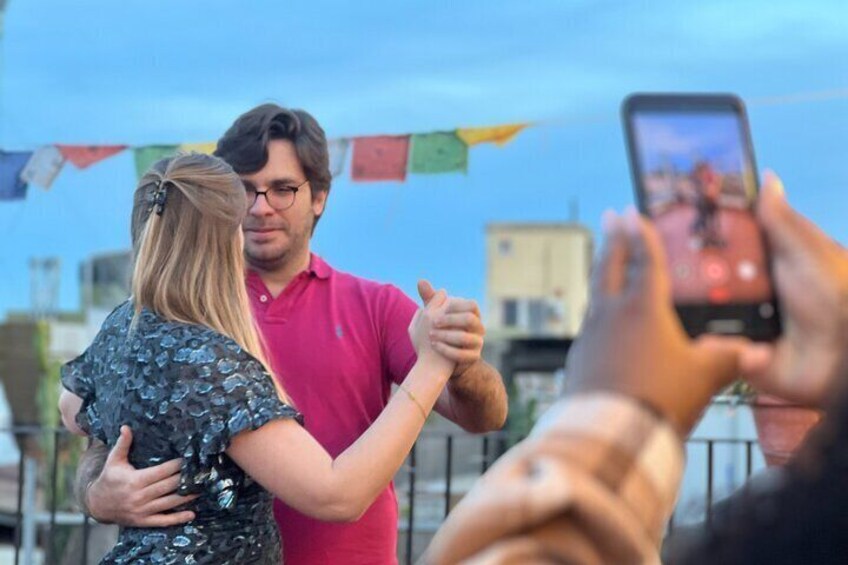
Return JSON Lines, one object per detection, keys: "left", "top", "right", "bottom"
{"left": 74, "top": 441, "right": 110, "bottom": 519}
{"left": 425, "top": 393, "right": 684, "bottom": 564}
{"left": 441, "top": 360, "right": 508, "bottom": 433}
{"left": 235, "top": 356, "right": 452, "bottom": 521}
{"left": 329, "top": 357, "right": 450, "bottom": 516}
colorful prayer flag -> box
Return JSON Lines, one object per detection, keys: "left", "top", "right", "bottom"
{"left": 0, "top": 151, "right": 32, "bottom": 201}
{"left": 57, "top": 145, "right": 127, "bottom": 169}
{"left": 134, "top": 145, "right": 178, "bottom": 179}
{"left": 179, "top": 142, "right": 217, "bottom": 155}
{"left": 456, "top": 124, "right": 527, "bottom": 147}
{"left": 351, "top": 136, "right": 410, "bottom": 182}
{"left": 409, "top": 132, "right": 467, "bottom": 174}
{"left": 328, "top": 138, "right": 349, "bottom": 178}
{"left": 20, "top": 146, "right": 65, "bottom": 189}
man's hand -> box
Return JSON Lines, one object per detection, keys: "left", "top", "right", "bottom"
{"left": 733, "top": 173, "right": 848, "bottom": 408}
{"left": 87, "top": 426, "right": 197, "bottom": 526}
{"left": 566, "top": 209, "right": 741, "bottom": 436}
{"left": 418, "top": 280, "right": 485, "bottom": 377}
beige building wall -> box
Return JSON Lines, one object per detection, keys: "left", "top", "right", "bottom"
{"left": 486, "top": 223, "right": 592, "bottom": 338}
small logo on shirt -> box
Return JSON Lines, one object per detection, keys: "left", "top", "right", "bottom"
{"left": 335, "top": 325, "right": 344, "bottom": 339}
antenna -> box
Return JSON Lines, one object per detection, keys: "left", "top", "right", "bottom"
{"left": 30, "top": 257, "right": 60, "bottom": 320}
{"left": 569, "top": 197, "right": 579, "bottom": 223}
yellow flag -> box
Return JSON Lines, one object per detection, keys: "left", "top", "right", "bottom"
{"left": 456, "top": 124, "right": 527, "bottom": 147}
{"left": 179, "top": 142, "right": 218, "bottom": 155}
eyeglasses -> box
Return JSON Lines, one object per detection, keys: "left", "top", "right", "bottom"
{"left": 243, "top": 178, "right": 308, "bottom": 211}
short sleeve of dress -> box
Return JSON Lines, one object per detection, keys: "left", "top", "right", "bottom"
{"left": 60, "top": 348, "right": 97, "bottom": 435}
{"left": 172, "top": 344, "right": 303, "bottom": 495}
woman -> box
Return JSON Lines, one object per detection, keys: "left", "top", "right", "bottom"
{"left": 59, "top": 153, "right": 454, "bottom": 563}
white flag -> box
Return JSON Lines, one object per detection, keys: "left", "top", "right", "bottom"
{"left": 328, "top": 138, "right": 350, "bottom": 178}
{"left": 20, "top": 146, "right": 65, "bottom": 189}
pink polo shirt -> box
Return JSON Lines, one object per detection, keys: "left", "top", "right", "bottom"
{"left": 246, "top": 254, "right": 418, "bottom": 565}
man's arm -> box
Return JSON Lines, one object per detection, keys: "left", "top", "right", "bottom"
{"left": 415, "top": 281, "right": 508, "bottom": 432}
{"left": 79, "top": 426, "right": 197, "bottom": 526}
{"left": 433, "top": 360, "right": 507, "bottom": 433}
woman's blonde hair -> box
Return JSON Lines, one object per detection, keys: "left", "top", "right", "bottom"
{"left": 131, "top": 152, "right": 288, "bottom": 401}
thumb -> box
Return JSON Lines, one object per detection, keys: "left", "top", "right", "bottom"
{"left": 417, "top": 280, "right": 437, "bottom": 305}
{"left": 737, "top": 342, "right": 778, "bottom": 389}
{"left": 426, "top": 290, "right": 449, "bottom": 313}
{"left": 757, "top": 171, "right": 825, "bottom": 259}
{"left": 107, "top": 425, "right": 133, "bottom": 465}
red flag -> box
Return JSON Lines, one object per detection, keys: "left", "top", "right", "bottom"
{"left": 351, "top": 135, "right": 410, "bottom": 182}
{"left": 57, "top": 145, "right": 127, "bottom": 169}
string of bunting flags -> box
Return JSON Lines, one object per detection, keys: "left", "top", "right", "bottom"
{"left": 0, "top": 123, "right": 528, "bottom": 202}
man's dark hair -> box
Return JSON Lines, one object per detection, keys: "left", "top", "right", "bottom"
{"left": 215, "top": 104, "right": 331, "bottom": 230}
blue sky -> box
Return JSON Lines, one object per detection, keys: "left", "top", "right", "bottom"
{"left": 1, "top": 0, "right": 847, "bottom": 319}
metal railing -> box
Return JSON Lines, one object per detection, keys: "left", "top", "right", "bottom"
{"left": 0, "top": 426, "right": 765, "bottom": 565}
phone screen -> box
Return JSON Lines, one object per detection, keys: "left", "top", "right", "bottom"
{"left": 624, "top": 96, "right": 779, "bottom": 338}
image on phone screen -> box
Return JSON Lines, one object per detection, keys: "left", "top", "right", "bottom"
{"left": 629, "top": 108, "right": 776, "bottom": 320}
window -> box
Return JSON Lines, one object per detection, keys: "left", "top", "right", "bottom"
{"left": 503, "top": 299, "right": 518, "bottom": 327}
{"left": 498, "top": 238, "right": 512, "bottom": 256}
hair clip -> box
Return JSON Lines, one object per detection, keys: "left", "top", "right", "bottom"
{"left": 149, "top": 179, "right": 169, "bottom": 216}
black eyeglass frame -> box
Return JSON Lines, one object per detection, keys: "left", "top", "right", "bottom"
{"left": 244, "top": 178, "right": 309, "bottom": 211}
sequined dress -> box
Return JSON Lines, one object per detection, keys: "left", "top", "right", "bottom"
{"left": 61, "top": 300, "right": 302, "bottom": 564}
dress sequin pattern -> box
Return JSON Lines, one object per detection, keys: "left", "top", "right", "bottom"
{"left": 62, "top": 300, "right": 303, "bottom": 564}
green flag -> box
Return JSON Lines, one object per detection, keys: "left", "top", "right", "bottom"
{"left": 409, "top": 132, "right": 467, "bottom": 174}
{"left": 134, "top": 145, "right": 178, "bottom": 179}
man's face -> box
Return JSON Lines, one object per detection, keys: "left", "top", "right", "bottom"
{"left": 240, "top": 139, "right": 327, "bottom": 272}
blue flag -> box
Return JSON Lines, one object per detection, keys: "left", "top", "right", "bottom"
{"left": 0, "top": 151, "right": 32, "bottom": 201}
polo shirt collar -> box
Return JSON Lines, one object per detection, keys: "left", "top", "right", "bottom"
{"left": 245, "top": 253, "right": 332, "bottom": 287}
{"left": 307, "top": 253, "right": 332, "bottom": 280}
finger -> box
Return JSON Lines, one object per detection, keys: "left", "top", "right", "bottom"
{"left": 430, "top": 329, "right": 484, "bottom": 349}
{"left": 434, "top": 312, "right": 484, "bottom": 334}
{"left": 140, "top": 493, "right": 200, "bottom": 516}
{"left": 134, "top": 510, "right": 196, "bottom": 528}
{"left": 139, "top": 470, "right": 183, "bottom": 501}
{"left": 106, "top": 425, "right": 133, "bottom": 465}
{"left": 737, "top": 342, "right": 777, "bottom": 386}
{"left": 136, "top": 457, "right": 184, "bottom": 485}
{"left": 418, "top": 280, "right": 437, "bottom": 305}
{"left": 693, "top": 335, "right": 744, "bottom": 390}
{"left": 758, "top": 171, "right": 830, "bottom": 259}
{"left": 433, "top": 342, "right": 477, "bottom": 364}
{"left": 623, "top": 208, "right": 669, "bottom": 299}
{"left": 590, "top": 210, "right": 628, "bottom": 296}
{"left": 444, "top": 298, "right": 481, "bottom": 317}
{"left": 426, "top": 290, "right": 449, "bottom": 313}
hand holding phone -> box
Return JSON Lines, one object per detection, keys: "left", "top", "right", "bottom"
{"left": 622, "top": 93, "right": 781, "bottom": 340}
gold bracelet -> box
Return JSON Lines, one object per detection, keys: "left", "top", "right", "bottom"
{"left": 397, "top": 383, "right": 428, "bottom": 422}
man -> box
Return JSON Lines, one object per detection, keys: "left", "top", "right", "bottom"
{"left": 77, "top": 104, "right": 508, "bottom": 564}
{"left": 425, "top": 174, "right": 848, "bottom": 563}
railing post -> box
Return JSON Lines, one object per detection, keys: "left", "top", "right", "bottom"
{"left": 14, "top": 433, "right": 25, "bottom": 565}
{"left": 706, "top": 441, "right": 714, "bottom": 523}
{"left": 745, "top": 440, "right": 753, "bottom": 478}
{"left": 480, "top": 435, "right": 490, "bottom": 474}
{"left": 46, "top": 428, "right": 60, "bottom": 565}
{"left": 82, "top": 515, "right": 91, "bottom": 565}
{"left": 405, "top": 443, "right": 416, "bottom": 565}
{"left": 443, "top": 435, "right": 453, "bottom": 518}
{"left": 22, "top": 457, "right": 38, "bottom": 565}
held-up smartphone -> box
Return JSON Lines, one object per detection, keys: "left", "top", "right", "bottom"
{"left": 622, "top": 93, "right": 781, "bottom": 340}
